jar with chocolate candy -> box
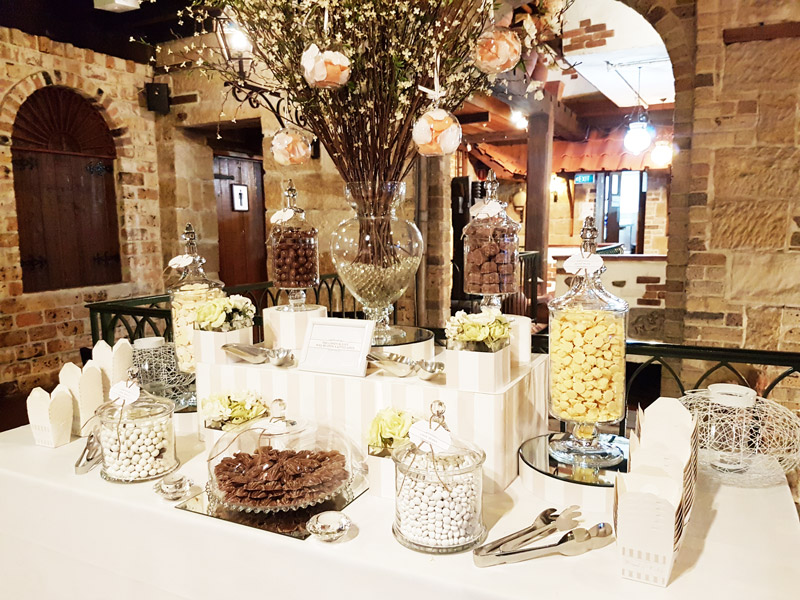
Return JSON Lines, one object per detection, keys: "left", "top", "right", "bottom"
{"left": 268, "top": 180, "right": 320, "bottom": 311}
{"left": 167, "top": 224, "right": 224, "bottom": 375}
{"left": 462, "top": 171, "right": 520, "bottom": 309}
{"left": 547, "top": 217, "right": 628, "bottom": 468}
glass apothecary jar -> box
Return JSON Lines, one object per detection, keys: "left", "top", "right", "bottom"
{"left": 96, "top": 390, "right": 178, "bottom": 483}
{"left": 167, "top": 224, "right": 224, "bottom": 373}
{"left": 268, "top": 180, "right": 320, "bottom": 311}
{"left": 463, "top": 171, "right": 520, "bottom": 310}
{"left": 391, "top": 402, "right": 486, "bottom": 553}
{"left": 548, "top": 216, "right": 629, "bottom": 467}
{"left": 207, "top": 418, "right": 366, "bottom": 514}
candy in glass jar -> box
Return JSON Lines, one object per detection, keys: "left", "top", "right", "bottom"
{"left": 548, "top": 217, "right": 628, "bottom": 467}
{"left": 167, "top": 224, "right": 224, "bottom": 373}
{"left": 96, "top": 369, "right": 179, "bottom": 483}
{"left": 392, "top": 401, "right": 486, "bottom": 553}
{"left": 268, "top": 180, "right": 320, "bottom": 311}
{"left": 462, "top": 170, "right": 520, "bottom": 309}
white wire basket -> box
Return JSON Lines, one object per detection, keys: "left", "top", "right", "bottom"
{"left": 679, "top": 384, "right": 800, "bottom": 487}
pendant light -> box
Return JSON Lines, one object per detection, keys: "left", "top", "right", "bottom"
{"left": 623, "top": 67, "right": 653, "bottom": 155}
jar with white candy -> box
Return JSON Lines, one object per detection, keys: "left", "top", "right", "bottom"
{"left": 96, "top": 390, "right": 178, "bottom": 483}
{"left": 548, "top": 216, "right": 628, "bottom": 468}
{"left": 391, "top": 402, "right": 485, "bottom": 553}
{"left": 167, "top": 224, "right": 224, "bottom": 373}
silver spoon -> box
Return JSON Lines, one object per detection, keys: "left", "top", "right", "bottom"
{"left": 222, "top": 344, "right": 294, "bottom": 366}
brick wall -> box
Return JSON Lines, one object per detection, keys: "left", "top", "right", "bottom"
{"left": 644, "top": 170, "right": 669, "bottom": 255}
{"left": 562, "top": 19, "right": 616, "bottom": 53}
{"left": 0, "top": 28, "right": 162, "bottom": 408}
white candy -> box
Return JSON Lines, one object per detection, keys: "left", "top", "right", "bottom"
{"left": 171, "top": 284, "right": 224, "bottom": 373}
{"left": 394, "top": 454, "right": 482, "bottom": 549}
{"left": 99, "top": 417, "right": 176, "bottom": 482}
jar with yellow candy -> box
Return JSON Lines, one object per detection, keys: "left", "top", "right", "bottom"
{"left": 548, "top": 217, "right": 628, "bottom": 467}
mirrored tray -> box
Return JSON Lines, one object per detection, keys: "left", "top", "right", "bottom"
{"left": 371, "top": 326, "right": 433, "bottom": 348}
{"left": 176, "top": 473, "right": 368, "bottom": 540}
{"left": 519, "top": 433, "right": 629, "bottom": 488}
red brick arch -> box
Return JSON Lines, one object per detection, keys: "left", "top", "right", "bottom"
{"left": 0, "top": 69, "right": 134, "bottom": 157}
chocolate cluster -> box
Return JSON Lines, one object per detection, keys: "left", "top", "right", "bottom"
{"left": 464, "top": 230, "right": 518, "bottom": 295}
{"left": 271, "top": 227, "right": 319, "bottom": 289}
{"left": 214, "top": 446, "right": 349, "bottom": 509}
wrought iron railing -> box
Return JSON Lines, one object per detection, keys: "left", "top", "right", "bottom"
{"left": 87, "top": 274, "right": 382, "bottom": 345}
{"left": 501, "top": 251, "right": 540, "bottom": 322}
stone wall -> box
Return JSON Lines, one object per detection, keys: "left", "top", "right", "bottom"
{"left": 644, "top": 170, "right": 669, "bottom": 255}
{"left": 679, "top": 0, "right": 800, "bottom": 409}
{"left": 0, "top": 28, "right": 162, "bottom": 406}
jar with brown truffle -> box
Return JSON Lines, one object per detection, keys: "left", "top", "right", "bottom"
{"left": 462, "top": 171, "right": 520, "bottom": 309}
{"left": 268, "top": 180, "right": 320, "bottom": 311}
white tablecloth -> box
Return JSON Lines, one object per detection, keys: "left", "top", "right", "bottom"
{"left": 1, "top": 418, "right": 798, "bottom": 600}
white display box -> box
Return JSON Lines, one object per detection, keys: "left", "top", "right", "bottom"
{"left": 507, "top": 315, "right": 532, "bottom": 365}
{"left": 444, "top": 344, "right": 511, "bottom": 394}
{"left": 263, "top": 305, "right": 327, "bottom": 350}
{"left": 26, "top": 385, "right": 73, "bottom": 448}
{"left": 196, "top": 353, "right": 548, "bottom": 493}
{"left": 365, "top": 453, "right": 396, "bottom": 499}
{"left": 193, "top": 327, "right": 253, "bottom": 365}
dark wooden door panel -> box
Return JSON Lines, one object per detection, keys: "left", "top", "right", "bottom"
{"left": 214, "top": 156, "right": 267, "bottom": 286}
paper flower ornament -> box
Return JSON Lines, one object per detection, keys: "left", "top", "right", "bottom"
{"left": 412, "top": 109, "right": 462, "bottom": 157}
{"left": 271, "top": 128, "right": 312, "bottom": 166}
{"left": 300, "top": 43, "right": 351, "bottom": 89}
{"left": 473, "top": 27, "right": 522, "bottom": 75}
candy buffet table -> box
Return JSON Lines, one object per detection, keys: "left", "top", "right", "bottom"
{"left": 1, "top": 417, "right": 798, "bottom": 600}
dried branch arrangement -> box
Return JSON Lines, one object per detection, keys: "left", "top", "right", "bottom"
{"left": 188, "top": 0, "right": 490, "bottom": 187}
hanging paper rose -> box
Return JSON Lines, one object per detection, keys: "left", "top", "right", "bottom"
{"left": 300, "top": 43, "right": 351, "bottom": 89}
{"left": 271, "top": 128, "right": 312, "bottom": 166}
{"left": 473, "top": 27, "right": 522, "bottom": 75}
{"left": 412, "top": 109, "right": 462, "bottom": 157}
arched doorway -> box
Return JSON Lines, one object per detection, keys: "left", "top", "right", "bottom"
{"left": 12, "top": 86, "right": 122, "bottom": 292}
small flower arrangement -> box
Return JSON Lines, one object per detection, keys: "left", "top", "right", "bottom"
{"left": 194, "top": 295, "right": 255, "bottom": 332}
{"left": 368, "top": 407, "right": 413, "bottom": 456}
{"left": 203, "top": 390, "right": 269, "bottom": 431}
{"left": 445, "top": 308, "right": 511, "bottom": 352}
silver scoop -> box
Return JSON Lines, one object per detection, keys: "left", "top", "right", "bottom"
{"left": 367, "top": 351, "right": 445, "bottom": 380}
{"left": 222, "top": 343, "right": 294, "bottom": 367}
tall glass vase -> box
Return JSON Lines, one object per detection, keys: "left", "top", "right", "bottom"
{"left": 331, "top": 182, "right": 424, "bottom": 345}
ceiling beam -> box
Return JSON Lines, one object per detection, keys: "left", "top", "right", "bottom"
{"left": 723, "top": 21, "right": 800, "bottom": 45}
{"left": 463, "top": 130, "right": 528, "bottom": 144}
{"left": 488, "top": 83, "right": 587, "bottom": 141}
{"left": 455, "top": 111, "right": 491, "bottom": 125}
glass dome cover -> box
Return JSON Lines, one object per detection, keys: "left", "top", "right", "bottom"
{"left": 166, "top": 223, "right": 224, "bottom": 293}
{"left": 207, "top": 417, "right": 366, "bottom": 514}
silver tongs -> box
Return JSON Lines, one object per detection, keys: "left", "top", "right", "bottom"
{"left": 473, "top": 506, "right": 614, "bottom": 567}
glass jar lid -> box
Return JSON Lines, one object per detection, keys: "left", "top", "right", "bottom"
{"left": 167, "top": 223, "right": 224, "bottom": 292}
{"left": 464, "top": 171, "right": 520, "bottom": 232}
{"left": 549, "top": 217, "right": 628, "bottom": 313}
{"left": 391, "top": 401, "right": 485, "bottom": 475}
{"left": 96, "top": 395, "right": 175, "bottom": 423}
{"left": 269, "top": 180, "right": 318, "bottom": 232}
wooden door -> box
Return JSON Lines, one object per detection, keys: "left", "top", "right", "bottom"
{"left": 213, "top": 155, "right": 267, "bottom": 286}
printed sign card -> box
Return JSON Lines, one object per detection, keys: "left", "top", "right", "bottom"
{"left": 298, "top": 318, "right": 375, "bottom": 377}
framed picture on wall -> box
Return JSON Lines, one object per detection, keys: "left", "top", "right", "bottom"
{"left": 231, "top": 184, "right": 249, "bottom": 211}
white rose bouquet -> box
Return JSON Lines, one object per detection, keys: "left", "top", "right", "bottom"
{"left": 368, "top": 407, "right": 413, "bottom": 456}
{"left": 194, "top": 294, "right": 255, "bottom": 332}
{"left": 203, "top": 390, "right": 269, "bottom": 430}
{"left": 445, "top": 308, "right": 511, "bottom": 353}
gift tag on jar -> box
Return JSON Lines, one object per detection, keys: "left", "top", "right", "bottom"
{"left": 168, "top": 254, "right": 193, "bottom": 269}
{"left": 564, "top": 253, "right": 604, "bottom": 275}
{"left": 109, "top": 381, "right": 140, "bottom": 406}
{"left": 270, "top": 208, "right": 295, "bottom": 224}
{"left": 409, "top": 421, "right": 452, "bottom": 453}
{"left": 469, "top": 199, "right": 505, "bottom": 219}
